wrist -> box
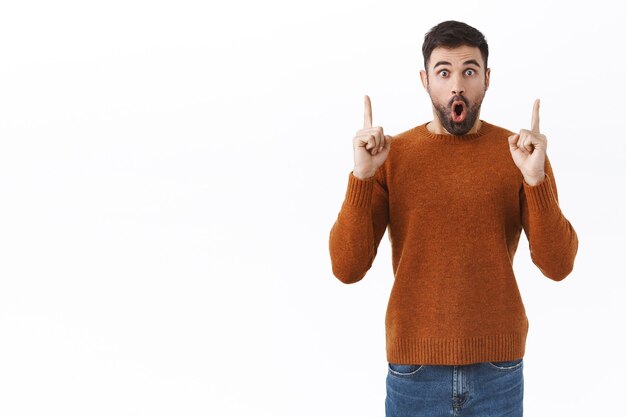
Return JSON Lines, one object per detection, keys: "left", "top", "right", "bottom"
{"left": 523, "top": 172, "right": 546, "bottom": 186}
{"left": 352, "top": 169, "right": 376, "bottom": 180}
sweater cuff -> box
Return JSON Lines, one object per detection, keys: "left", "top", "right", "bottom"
{"left": 345, "top": 172, "right": 375, "bottom": 208}
{"left": 523, "top": 174, "right": 558, "bottom": 211}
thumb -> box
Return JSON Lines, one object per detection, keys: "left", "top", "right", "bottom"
{"left": 508, "top": 134, "right": 519, "bottom": 150}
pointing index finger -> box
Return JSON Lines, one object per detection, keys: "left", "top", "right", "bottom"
{"left": 364, "top": 95, "right": 372, "bottom": 129}
{"left": 531, "top": 98, "right": 540, "bottom": 133}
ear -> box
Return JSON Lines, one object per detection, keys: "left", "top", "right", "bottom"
{"left": 485, "top": 67, "right": 491, "bottom": 90}
{"left": 419, "top": 69, "right": 428, "bottom": 90}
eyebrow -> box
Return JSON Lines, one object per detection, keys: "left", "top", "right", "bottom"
{"left": 433, "top": 59, "right": 482, "bottom": 69}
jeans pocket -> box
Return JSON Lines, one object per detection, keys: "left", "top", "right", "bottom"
{"left": 487, "top": 358, "right": 523, "bottom": 371}
{"left": 388, "top": 362, "right": 425, "bottom": 377}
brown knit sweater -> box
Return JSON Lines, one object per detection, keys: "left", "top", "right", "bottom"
{"left": 329, "top": 120, "right": 578, "bottom": 365}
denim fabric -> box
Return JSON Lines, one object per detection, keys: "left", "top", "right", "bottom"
{"left": 385, "top": 359, "right": 523, "bottom": 417}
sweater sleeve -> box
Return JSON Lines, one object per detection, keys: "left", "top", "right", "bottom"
{"left": 328, "top": 171, "right": 390, "bottom": 284}
{"left": 520, "top": 155, "right": 579, "bottom": 281}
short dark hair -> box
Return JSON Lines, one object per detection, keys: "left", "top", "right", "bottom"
{"left": 422, "top": 21, "right": 489, "bottom": 72}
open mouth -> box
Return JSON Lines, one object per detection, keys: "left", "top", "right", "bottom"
{"left": 451, "top": 101, "right": 466, "bottom": 123}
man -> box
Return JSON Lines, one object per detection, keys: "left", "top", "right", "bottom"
{"left": 328, "top": 21, "right": 578, "bottom": 417}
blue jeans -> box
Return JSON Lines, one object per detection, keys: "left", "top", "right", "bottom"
{"left": 385, "top": 359, "right": 524, "bottom": 417}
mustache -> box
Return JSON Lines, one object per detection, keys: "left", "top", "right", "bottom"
{"left": 448, "top": 95, "right": 469, "bottom": 107}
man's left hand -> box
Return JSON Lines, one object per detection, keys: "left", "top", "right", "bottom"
{"left": 508, "top": 99, "right": 547, "bottom": 186}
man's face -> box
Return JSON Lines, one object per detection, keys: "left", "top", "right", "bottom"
{"left": 420, "top": 45, "right": 490, "bottom": 136}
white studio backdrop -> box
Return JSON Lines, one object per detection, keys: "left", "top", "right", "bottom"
{"left": 0, "top": 0, "right": 622, "bottom": 416}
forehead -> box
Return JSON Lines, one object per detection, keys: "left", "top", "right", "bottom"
{"left": 428, "top": 45, "right": 483, "bottom": 69}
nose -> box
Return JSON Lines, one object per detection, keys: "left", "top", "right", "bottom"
{"left": 451, "top": 74, "right": 465, "bottom": 96}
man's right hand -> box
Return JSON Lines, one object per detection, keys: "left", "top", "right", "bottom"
{"left": 352, "top": 95, "right": 393, "bottom": 179}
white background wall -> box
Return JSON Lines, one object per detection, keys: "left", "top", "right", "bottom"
{"left": 0, "top": 0, "right": 622, "bottom": 416}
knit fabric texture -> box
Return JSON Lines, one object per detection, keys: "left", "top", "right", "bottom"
{"left": 329, "top": 120, "right": 579, "bottom": 365}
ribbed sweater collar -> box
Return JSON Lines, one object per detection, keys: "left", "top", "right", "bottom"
{"left": 414, "top": 120, "right": 496, "bottom": 144}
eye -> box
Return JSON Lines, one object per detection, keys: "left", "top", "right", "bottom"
{"left": 465, "top": 69, "right": 476, "bottom": 76}
{"left": 439, "top": 70, "right": 449, "bottom": 77}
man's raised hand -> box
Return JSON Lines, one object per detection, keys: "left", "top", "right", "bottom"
{"left": 352, "top": 95, "right": 394, "bottom": 179}
{"left": 507, "top": 99, "right": 547, "bottom": 186}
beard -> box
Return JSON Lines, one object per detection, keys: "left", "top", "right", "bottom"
{"left": 430, "top": 91, "right": 485, "bottom": 136}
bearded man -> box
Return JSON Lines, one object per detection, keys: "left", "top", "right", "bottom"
{"left": 329, "top": 20, "right": 578, "bottom": 417}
